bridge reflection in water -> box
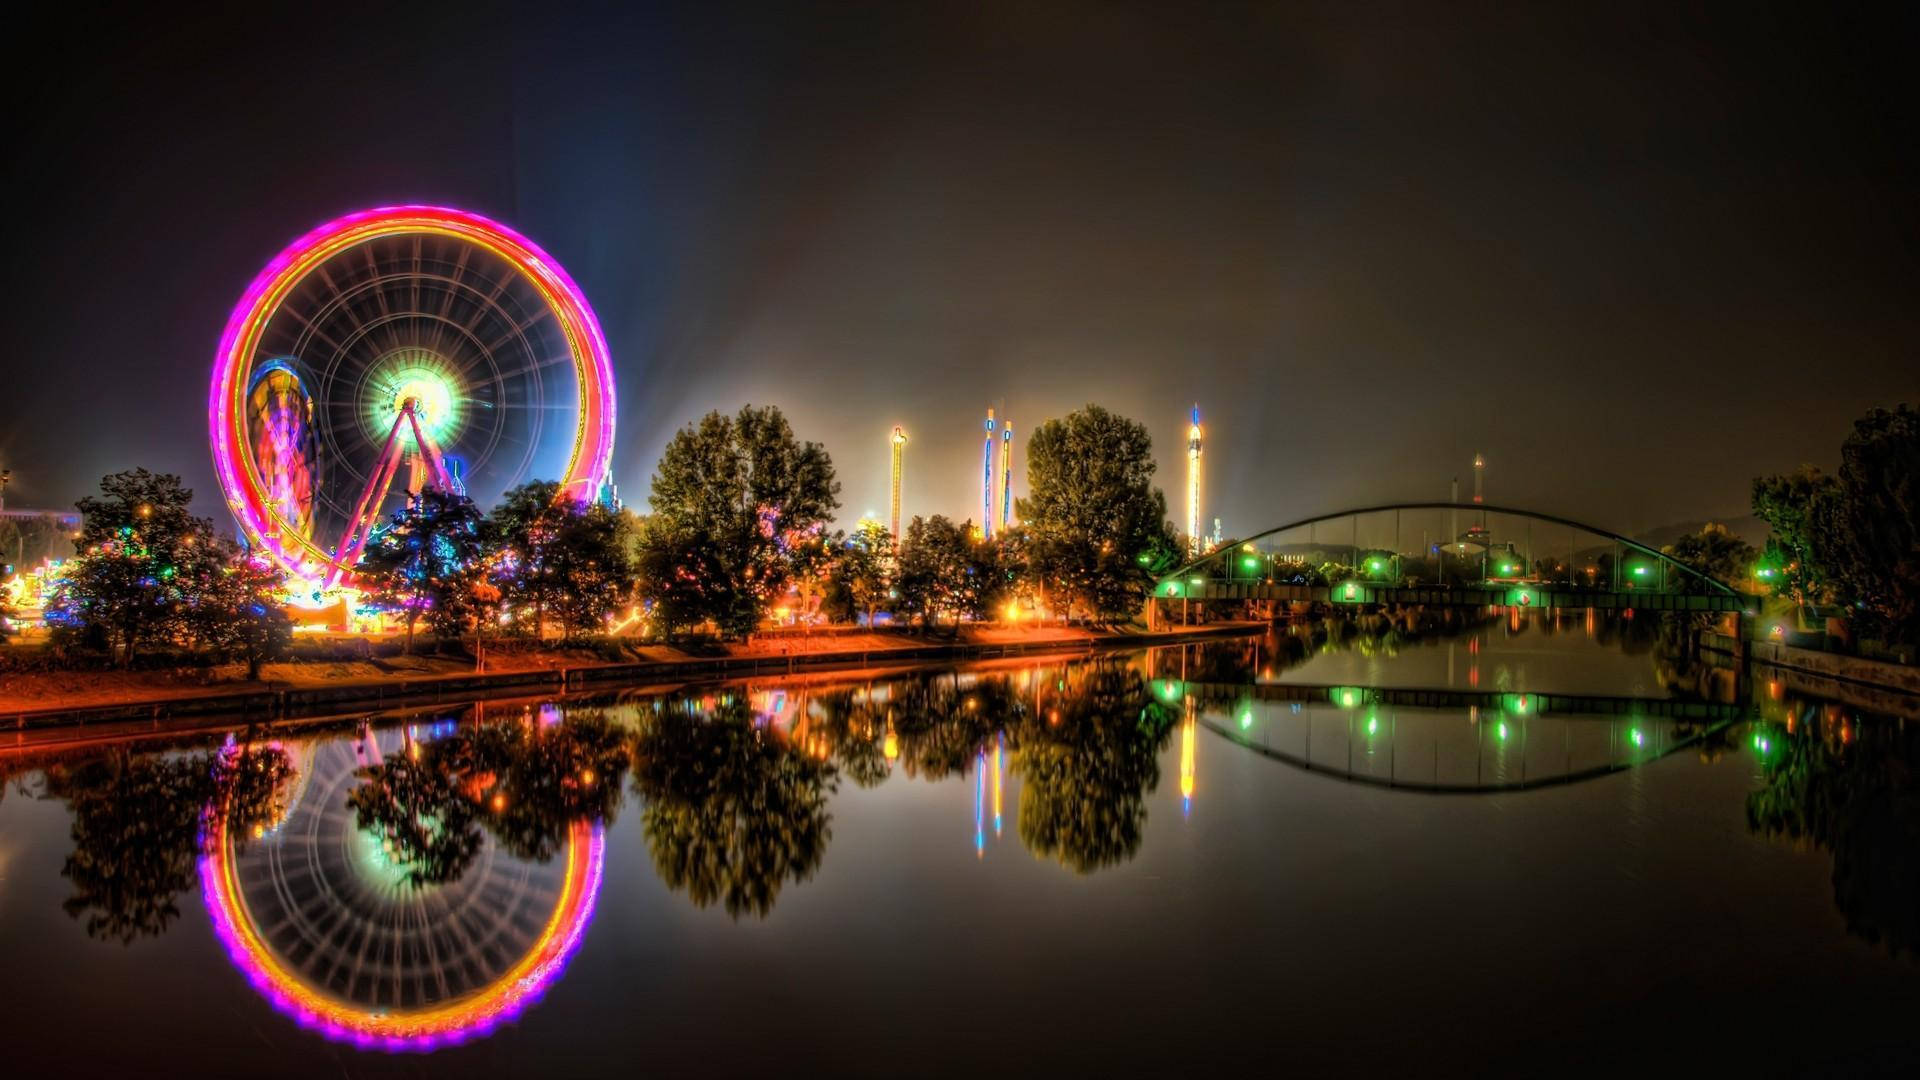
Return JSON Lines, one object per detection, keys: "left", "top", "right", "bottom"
{"left": 1175, "top": 679, "right": 1739, "bottom": 793}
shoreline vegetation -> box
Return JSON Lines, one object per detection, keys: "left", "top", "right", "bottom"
{"left": 1, "top": 622, "right": 1259, "bottom": 732}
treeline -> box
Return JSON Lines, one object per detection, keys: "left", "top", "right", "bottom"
{"left": 33, "top": 403, "right": 1183, "bottom": 669}
{"left": 1751, "top": 404, "right": 1920, "bottom": 650}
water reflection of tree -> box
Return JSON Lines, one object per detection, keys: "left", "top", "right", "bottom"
{"left": 1748, "top": 721, "right": 1920, "bottom": 956}
{"left": 630, "top": 700, "right": 837, "bottom": 918}
{"left": 887, "top": 675, "right": 1018, "bottom": 780}
{"left": 38, "top": 742, "right": 290, "bottom": 943}
{"left": 1011, "top": 660, "right": 1178, "bottom": 873}
{"left": 348, "top": 715, "right": 631, "bottom": 886}
{"left": 797, "top": 689, "right": 893, "bottom": 788}
{"left": 346, "top": 752, "right": 483, "bottom": 887}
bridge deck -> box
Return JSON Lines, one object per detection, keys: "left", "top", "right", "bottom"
{"left": 1182, "top": 680, "right": 1744, "bottom": 721}
{"left": 1175, "top": 581, "right": 1750, "bottom": 612}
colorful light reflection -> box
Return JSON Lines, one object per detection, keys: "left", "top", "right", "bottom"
{"left": 200, "top": 818, "right": 605, "bottom": 1052}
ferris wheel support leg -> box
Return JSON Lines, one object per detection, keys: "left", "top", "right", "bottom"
{"left": 327, "top": 409, "right": 412, "bottom": 586}
{"left": 406, "top": 408, "right": 454, "bottom": 492}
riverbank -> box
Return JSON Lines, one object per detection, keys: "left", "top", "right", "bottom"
{"left": 0, "top": 622, "right": 1260, "bottom": 732}
{"left": 1701, "top": 630, "right": 1920, "bottom": 715}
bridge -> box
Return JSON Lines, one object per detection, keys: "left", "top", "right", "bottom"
{"left": 1169, "top": 677, "right": 1746, "bottom": 794}
{"left": 1155, "top": 501, "right": 1753, "bottom": 616}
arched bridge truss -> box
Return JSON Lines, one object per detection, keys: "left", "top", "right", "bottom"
{"left": 1156, "top": 502, "right": 1752, "bottom": 614}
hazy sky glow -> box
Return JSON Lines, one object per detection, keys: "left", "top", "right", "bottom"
{"left": 3, "top": 2, "right": 1914, "bottom": 538}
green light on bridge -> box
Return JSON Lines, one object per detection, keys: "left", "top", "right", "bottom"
{"left": 1334, "top": 581, "right": 1367, "bottom": 603}
{"left": 1332, "top": 687, "right": 1362, "bottom": 709}
{"left": 1155, "top": 679, "right": 1184, "bottom": 702}
{"left": 1505, "top": 587, "right": 1537, "bottom": 608}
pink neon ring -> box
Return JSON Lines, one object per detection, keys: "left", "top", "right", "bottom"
{"left": 208, "top": 206, "right": 617, "bottom": 583}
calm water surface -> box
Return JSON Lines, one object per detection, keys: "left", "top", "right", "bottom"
{"left": 2, "top": 612, "right": 1916, "bottom": 1076}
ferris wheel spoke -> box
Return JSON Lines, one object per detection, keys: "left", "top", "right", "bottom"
{"left": 463, "top": 274, "right": 516, "bottom": 340}
{"left": 481, "top": 308, "right": 553, "bottom": 355}
{"left": 486, "top": 401, "right": 584, "bottom": 412}
{"left": 409, "top": 235, "right": 423, "bottom": 319}
{"left": 363, "top": 245, "right": 392, "bottom": 318}
{"left": 472, "top": 353, "right": 571, "bottom": 386}
{"left": 277, "top": 302, "right": 351, "bottom": 360}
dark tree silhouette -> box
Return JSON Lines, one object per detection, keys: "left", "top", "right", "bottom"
{"left": 630, "top": 700, "right": 837, "bottom": 917}
{"left": 41, "top": 742, "right": 290, "bottom": 943}
{"left": 1011, "top": 660, "right": 1178, "bottom": 873}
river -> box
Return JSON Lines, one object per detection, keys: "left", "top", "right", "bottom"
{"left": 1, "top": 611, "right": 1915, "bottom": 1076}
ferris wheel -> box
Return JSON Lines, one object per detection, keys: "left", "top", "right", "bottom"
{"left": 209, "top": 206, "right": 617, "bottom": 588}
{"left": 200, "top": 732, "right": 604, "bottom": 1050}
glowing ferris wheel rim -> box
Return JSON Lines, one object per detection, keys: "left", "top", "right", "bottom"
{"left": 199, "top": 814, "right": 606, "bottom": 1051}
{"left": 209, "top": 205, "right": 617, "bottom": 582}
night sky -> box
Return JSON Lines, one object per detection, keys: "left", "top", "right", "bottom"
{"left": 2, "top": 2, "right": 1914, "bottom": 538}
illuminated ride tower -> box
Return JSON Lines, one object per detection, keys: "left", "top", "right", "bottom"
{"left": 889, "top": 426, "right": 907, "bottom": 546}
{"left": 1186, "top": 405, "right": 1204, "bottom": 558}
{"left": 981, "top": 409, "right": 997, "bottom": 540}
{"left": 998, "top": 424, "right": 1014, "bottom": 535}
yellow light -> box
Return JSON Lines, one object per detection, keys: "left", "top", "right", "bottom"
{"left": 1179, "top": 715, "right": 1196, "bottom": 801}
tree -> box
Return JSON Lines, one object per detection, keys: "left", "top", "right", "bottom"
{"left": 1661, "top": 522, "right": 1758, "bottom": 591}
{"left": 1019, "top": 405, "right": 1177, "bottom": 624}
{"left": 1810, "top": 406, "right": 1920, "bottom": 646}
{"left": 826, "top": 520, "right": 894, "bottom": 626}
{"left": 1752, "top": 464, "right": 1839, "bottom": 609}
{"left": 488, "top": 480, "right": 569, "bottom": 638}
{"left": 355, "top": 487, "right": 487, "bottom": 652}
{"left": 895, "top": 515, "right": 997, "bottom": 631}
{"left": 487, "top": 482, "right": 634, "bottom": 640}
{"left": 186, "top": 546, "right": 293, "bottom": 679}
{"left": 48, "top": 469, "right": 223, "bottom": 665}
{"left": 636, "top": 406, "right": 840, "bottom": 639}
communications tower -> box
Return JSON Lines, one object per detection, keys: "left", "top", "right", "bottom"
{"left": 1473, "top": 453, "right": 1485, "bottom": 504}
